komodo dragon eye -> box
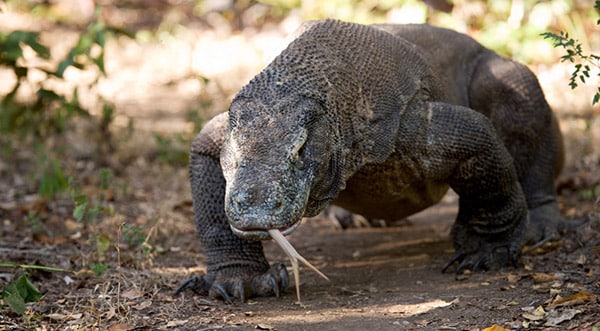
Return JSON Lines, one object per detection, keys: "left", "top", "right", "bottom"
{"left": 289, "top": 129, "right": 308, "bottom": 162}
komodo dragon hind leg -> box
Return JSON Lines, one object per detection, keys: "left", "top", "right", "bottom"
{"left": 467, "top": 55, "right": 574, "bottom": 246}
{"left": 417, "top": 102, "right": 529, "bottom": 273}
{"left": 175, "top": 114, "right": 289, "bottom": 302}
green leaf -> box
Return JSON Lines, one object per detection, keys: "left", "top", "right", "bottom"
{"left": 2, "top": 274, "right": 42, "bottom": 315}
{"left": 3, "top": 31, "right": 50, "bottom": 60}
{"left": 93, "top": 51, "right": 105, "bottom": 75}
{"left": 22, "top": 33, "right": 50, "bottom": 59}
{"left": 73, "top": 201, "right": 88, "bottom": 221}
{"left": 93, "top": 23, "right": 107, "bottom": 47}
{"left": 593, "top": 93, "right": 599, "bottom": 105}
{"left": 55, "top": 56, "right": 74, "bottom": 78}
{"left": 14, "top": 274, "right": 42, "bottom": 302}
{"left": 99, "top": 167, "right": 114, "bottom": 190}
{"left": 89, "top": 262, "right": 109, "bottom": 276}
{"left": 3, "top": 284, "right": 26, "bottom": 315}
{"left": 39, "top": 158, "right": 68, "bottom": 198}
{"left": 95, "top": 235, "right": 111, "bottom": 257}
{"left": 37, "top": 88, "right": 63, "bottom": 101}
{"left": 74, "top": 35, "right": 93, "bottom": 54}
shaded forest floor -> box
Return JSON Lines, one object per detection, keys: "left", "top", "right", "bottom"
{"left": 1, "top": 3, "right": 600, "bottom": 330}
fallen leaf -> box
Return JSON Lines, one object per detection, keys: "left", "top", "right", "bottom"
{"left": 103, "top": 307, "right": 116, "bottom": 321}
{"left": 456, "top": 270, "right": 471, "bottom": 281}
{"left": 531, "top": 272, "right": 555, "bottom": 283}
{"left": 121, "top": 288, "right": 142, "bottom": 300}
{"left": 522, "top": 305, "right": 546, "bottom": 321}
{"left": 166, "top": 320, "right": 188, "bottom": 327}
{"left": 47, "top": 313, "right": 69, "bottom": 321}
{"left": 507, "top": 273, "right": 521, "bottom": 283}
{"left": 63, "top": 275, "right": 75, "bottom": 285}
{"left": 133, "top": 299, "right": 152, "bottom": 310}
{"left": 47, "top": 313, "right": 83, "bottom": 321}
{"left": 0, "top": 201, "right": 17, "bottom": 210}
{"left": 256, "top": 324, "right": 276, "bottom": 330}
{"left": 482, "top": 324, "right": 509, "bottom": 331}
{"left": 544, "top": 309, "right": 582, "bottom": 327}
{"left": 548, "top": 292, "right": 597, "bottom": 308}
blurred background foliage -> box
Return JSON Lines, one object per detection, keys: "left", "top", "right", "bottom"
{"left": 3, "top": 0, "right": 598, "bottom": 62}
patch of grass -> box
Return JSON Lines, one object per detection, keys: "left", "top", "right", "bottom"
{"left": 38, "top": 157, "right": 68, "bottom": 199}
{"left": 89, "top": 262, "right": 109, "bottom": 276}
{"left": 153, "top": 133, "right": 189, "bottom": 166}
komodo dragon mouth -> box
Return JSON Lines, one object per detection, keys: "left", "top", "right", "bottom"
{"left": 229, "top": 218, "right": 303, "bottom": 240}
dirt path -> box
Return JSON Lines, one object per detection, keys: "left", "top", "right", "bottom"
{"left": 168, "top": 197, "right": 599, "bottom": 331}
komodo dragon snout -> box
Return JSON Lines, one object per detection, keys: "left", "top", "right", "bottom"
{"left": 222, "top": 96, "right": 338, "bottom": 239}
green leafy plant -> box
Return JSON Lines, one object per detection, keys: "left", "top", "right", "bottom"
{"left": 153, "top": 133, "right": 189, "bottom": 166}
{"left": 38, "top": 157, "right": 68, "bottom": 198}
{"left": 99, "top": 167, "right": 114, "bottom": 190}
{"left": 0, "top": 8, "right": 129, "bottom": 140}
{"left": 89, "top": 262, "right": 109, "bottom": 276}
{"left": 69, "top": 168, "right": 114, "bottom": 224}
{"left": 0, "top": 30, "right": 87, "bottom": 137}
{"left": 122, "top": 224, "right": 147, "bottom": 249}
{"left": 2, "top": 274, "right": 42, "bottom": 315}
{"left": 541, "top": 0, "right": 600, "bottom": 105}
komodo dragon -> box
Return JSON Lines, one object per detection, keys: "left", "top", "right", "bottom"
{"left": 176, "top": 19, "right": 567, "bottom": 302}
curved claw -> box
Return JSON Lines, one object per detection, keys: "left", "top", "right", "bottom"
{"left": 267, "top": 275, "right": 279, "bottom": 298}
{"left": 442, "top": 252, "right": 465, "bottom": 273}
{"left": 211, "top": 283, "right": 233, "bottom": 304}
{"left": 456, "top": 257, "right": 473, "bottom": 274}
{"left": 523, "top": 235, "right": 554, "bottom": 254}
{"left": 471, "top": 255, "right": 487, "bottom": 272}
{"left": 173, "top": 275, "right": 210, "bottom": 296}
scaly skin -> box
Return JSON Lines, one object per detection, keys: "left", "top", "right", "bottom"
{"left": 176, "top": 20, "right": 568, "bottom": 302}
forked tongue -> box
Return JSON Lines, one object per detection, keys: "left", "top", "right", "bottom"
{"left": 268, "top": 229, "right": 329, "bottom": 302}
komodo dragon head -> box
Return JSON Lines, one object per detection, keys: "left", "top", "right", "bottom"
{"left": 221, "top": 93, "right": 342, "bottom": 240}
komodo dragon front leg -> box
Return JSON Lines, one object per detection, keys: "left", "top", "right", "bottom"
{"left": 174, "top": 113, "right": 289, "bottom": 303}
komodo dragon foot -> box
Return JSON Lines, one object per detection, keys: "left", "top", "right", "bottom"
{"left": 525, "top": 202, "right": 589, "bottom": 252}
{"left": 441, "top": 237, "right": 520, "bottom": 274}
{"left": 442, "top": 212, "right": 528, "bottom": 274}
{"left": 174, "top": 263, "right": 288, "bottom": 303}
